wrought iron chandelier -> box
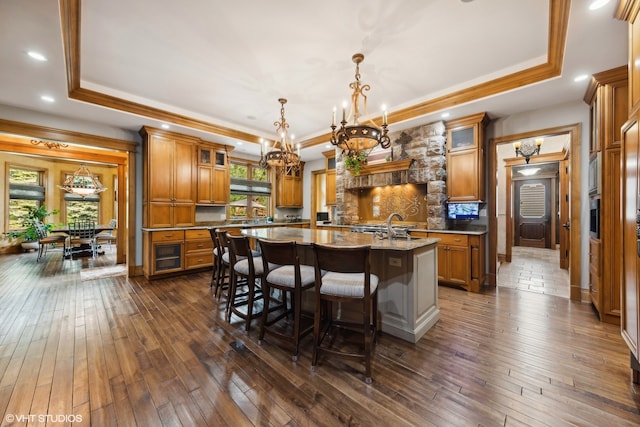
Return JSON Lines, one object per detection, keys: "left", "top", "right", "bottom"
{"left": 58, "top": 163, "right": 107, "bottom": 197}
{"left": 513, "top": 138, "right": 543, "bottom": 164}
{"left": 259, "top": 98, "right": 301, "bottom": 174}
{"left": 330, "top": 53, "right": 391, "bottom": 158}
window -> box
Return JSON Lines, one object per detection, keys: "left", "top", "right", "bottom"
{"left": 61, "top": 170, "right": 100, "bottom": 223}
{"left": 229, "top": 161, "right": 271, "bottom": 220}
{"left": 8, "top": 166, "right": 45, "bottom": 230}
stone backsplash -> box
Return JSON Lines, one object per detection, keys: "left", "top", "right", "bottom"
{"left": 335, "top": 120, "right": 447, "bottom": 229}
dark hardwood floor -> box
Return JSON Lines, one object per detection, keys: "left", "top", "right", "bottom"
{"left": 1, "top": 249, "right": 639, "bottom": 426}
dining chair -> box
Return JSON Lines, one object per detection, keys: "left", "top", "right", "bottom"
{"left": 33, "top": 220, "right": 67, "bottom": 262}
{"left": 67, "top": 220, "right": 98, "bottom": 259}
{"left": 311, "top": 243, "right": 379, "bottom": 384}
{"left": 96, "top": 218, "right": 117, "bottom": 252}
{"left": 226, "top": 234, "right": 266, "bottom": 332}
{"left": 257, "top": 239, "right": 315, "bottom": 361}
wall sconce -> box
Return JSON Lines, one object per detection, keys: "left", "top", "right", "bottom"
{"left": 514, "top": 138, "right": 543, "bottom": 164}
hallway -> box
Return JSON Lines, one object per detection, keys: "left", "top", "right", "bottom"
{"left": 497, "top": 245, "right": 570, "bottom": 299}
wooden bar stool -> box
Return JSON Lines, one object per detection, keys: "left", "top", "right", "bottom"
{"left": 257, "top": 239, "right": 315, "bottom": 361}
{"left": 311, "top": 243, "right": 379, "bottom": 383}
{"left": 226, "top": 234, "right": 265, "bottom": 332}
{"left": 209, "top": 228, "right": 229, "bottom": 299}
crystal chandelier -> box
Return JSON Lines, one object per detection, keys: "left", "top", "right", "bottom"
{"left": 330, "top": 53, "right": 391, "bottom": 158}
{"left": 513, "top": 138, "right": 543, "bottom": 164}
{"left": 259, "top": 98, "right": 301, "bottom": 174}
{"left": 58, "top": 163, "right": 107, "bottom": 197}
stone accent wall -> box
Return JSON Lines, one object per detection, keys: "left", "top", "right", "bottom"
{"left": 335, "top": 120, "right": 447, "bottom": 229}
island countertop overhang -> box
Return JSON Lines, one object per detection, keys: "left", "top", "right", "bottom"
{"left": 240, "top": 227, "right": 439, "bottom": 251}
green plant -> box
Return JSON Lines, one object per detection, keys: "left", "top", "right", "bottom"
{"left": 9, "top": 204, "right": 59, "bottom": 242}
{"left": 344, "top": 151, "right": 368, "bottom": 175}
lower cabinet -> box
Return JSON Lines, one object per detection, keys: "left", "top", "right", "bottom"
{"left": 185, "top": 229, "right": 214, "bottom": 270}
{"left": 589, "top": 237, "right": 601, "bottom": 314}
{"left": 143, "top": 228, "right": 213, "bottom": 279}
{"left": 411, "top": 231, "right": 486, "bottom": 292}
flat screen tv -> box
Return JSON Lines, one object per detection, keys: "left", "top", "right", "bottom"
{"left": 447, "top": 202, "right": 479, "bottom": 220}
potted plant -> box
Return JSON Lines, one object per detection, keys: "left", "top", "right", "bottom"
{"left": 9, "top": 204, "right": 60, "bottom": 251}
{"left": 344, "top": 150, "right": 368, "bottom": 175}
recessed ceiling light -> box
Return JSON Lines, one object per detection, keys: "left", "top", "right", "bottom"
{"left": 325, "top": 144, "right": 332, "bottom": 149}
{"left": 161, "top": 124, "right": 170, "bottom": 129}
{"left": 27, "top": 51, "right": 47, "bottom": 61}
{"left": 237, "top": 142, "right": 243, "bottom": 145}
{"left": 574, "top": 74, "right": 589, "bottom": 82}
{"left": 589, "top": 0, "right": 610, "bottom": 10}
{"left": 441, "top": 112, "right": 450, "bottom": 118}
{"left": 40, "top": 95, "right": 55, "bottom": 103}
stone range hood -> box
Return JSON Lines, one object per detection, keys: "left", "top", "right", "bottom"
{"left": 335, "top": 120, "right": 448, "bottom": 229}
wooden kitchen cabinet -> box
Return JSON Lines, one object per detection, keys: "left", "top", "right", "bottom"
{"left": 143, "top": 230, "right": 185, "bottom": 278}
{"left": 326, "top": 170, "right": 336, "bottom": 206}
{"left": 197, "top": 145, "right": 229, "bottom": 205}
{"left": 143, "top": 228, "right": 214, "bottom": 278}
{"left": 276, "top": 162, "right": 304, "bottom": 208}
{"left": 141, "top": 127, "right": 197, "bottom": 228}
{"left": 445, "top": 112, "right": 488, "bottom": 202}
{"left": 589, "top": 237, "right": 602, "bottom": 313}
{"left": 419, "top": 231, "right": 486, "bottom": 292}
{"left": 584, "top": 66, "right": 627, "bottom": 324}
{"left": 184, "top": 229, "right": 213, "bottom": 270}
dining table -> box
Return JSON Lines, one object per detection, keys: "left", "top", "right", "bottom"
{"left": 50, "top": 224, "right": 115, "bottom": 235}
{"left": 50, "top": 224, "right": 115, "bottom": 257}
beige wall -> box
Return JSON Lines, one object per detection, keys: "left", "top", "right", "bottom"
{"left": 0, "top": 153, "right": 118, "bottom": 233}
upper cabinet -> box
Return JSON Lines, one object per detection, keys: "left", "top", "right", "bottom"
{"left": 445, "top": 112, "right": 488, "bottom": 202}
{"left": 141, "top": 126, "right": 233, "bottom": 228}
{"left": 276, "top": 163, "right": 305, "bottom": 208}
{"left": 197, "top": 145, "right": 230, "bottom": 205}
{"left": 141, "top": 127, "right": 197, "bottom": 228}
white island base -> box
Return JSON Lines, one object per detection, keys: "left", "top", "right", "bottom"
{"left": 241, "top": 227, "right": 440, "bottom": 343}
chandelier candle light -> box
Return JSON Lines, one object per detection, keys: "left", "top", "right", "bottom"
{"left": 58, "top": 163, "right": 107, "bottom": 197}
{"left": 330, "top": 53, "right": 391, "bottom": 158}
{"left": 514, "top": 138, "right": 543, "bottom": 164}
{"left": 259, "top": 98, "right": 301, "bottom": 174}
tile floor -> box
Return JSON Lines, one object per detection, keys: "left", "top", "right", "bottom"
{"left": 497, "top": 245, "right": 570, "bottom": 299}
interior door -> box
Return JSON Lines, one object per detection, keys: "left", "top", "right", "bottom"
{"left": 514, "top": 178, "right": 551, "bottom": 248}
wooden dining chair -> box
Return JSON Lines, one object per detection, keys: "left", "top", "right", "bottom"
{"left": 311, "top": 243, "right": 379, "bottom": 383}
{"left": 96, "top": 218, "right": 117, "bottom": 252}
{"left": 33, "top": 220, "right": 67, "bottom": 262}
{"left": 67, "top": 220, "right": 98, "bottom": 259}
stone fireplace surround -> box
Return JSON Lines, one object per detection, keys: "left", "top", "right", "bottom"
{"left": 335, "top": 120, "right": 447, "bottom": 229}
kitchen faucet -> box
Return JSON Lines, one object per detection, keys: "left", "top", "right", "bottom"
{"left": 386, "top": 213, "right": 404, "bottom": 238}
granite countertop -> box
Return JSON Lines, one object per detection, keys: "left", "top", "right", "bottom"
{"left": 241, "top": 227, "right": 439, "bottom": 251}
{"left": 142, "top": 221, "right": 310, "bottom": 232}
{"left": 319, "top": 223, "right": 487, "bottom": 235}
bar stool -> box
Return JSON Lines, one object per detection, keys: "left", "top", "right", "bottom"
{"left": 226, "top": 234, "right": 266, "bottom": 332}
{"left": 209, "top": 228, "right": 228, "bottom": 299}
{"left": 311, "top": 243, "right": 379, "bottom": 384}
{"left": 257, "top": 239, "right": 315, "bottom": 361}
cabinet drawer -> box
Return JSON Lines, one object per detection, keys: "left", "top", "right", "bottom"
{"left": 429, "top": 233, "right": 468, "bottom": 246}
{"left": 186, "top": 229, "right": 211, "bottom": 239}
{"left": 185, "top": 239, "right": 213, "bottom": 253}
{"left": 185, "top": 252, "right": 213, "bottom": 269}
{"left": 152, "top": 230, "right": 185, "bottom": 242}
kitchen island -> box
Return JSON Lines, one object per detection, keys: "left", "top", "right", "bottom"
{"left": 242, "top": 227, "right": 440, "bottom": 343}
